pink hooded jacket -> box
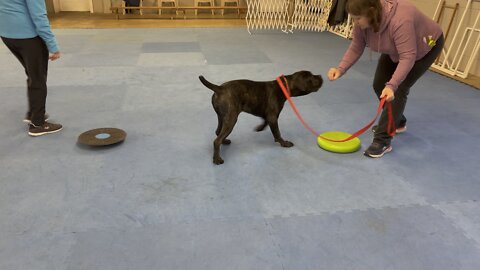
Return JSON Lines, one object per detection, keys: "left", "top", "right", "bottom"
{"left": 337, "top": 0, "right": 443, "bottom": 91}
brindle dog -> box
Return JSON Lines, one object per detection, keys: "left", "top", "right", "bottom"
{"left": 199, "top": 71, "right": 323, "bottom": 165}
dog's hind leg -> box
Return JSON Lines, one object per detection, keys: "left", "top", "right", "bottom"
{"left": 215, "top": 111, "right": 231, "bottom": 145}
{"left": 216, "top": 116, "right": 231, "bottom": 145}
{"left": 213, "top": 114, "right": 238, "bottom": 165}
{"left": 266, "top": 114, "right": 294, "bottom": 147}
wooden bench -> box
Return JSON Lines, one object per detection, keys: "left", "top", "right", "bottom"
{"left": 110, "top": 6, "right": 248, "bottom": 20}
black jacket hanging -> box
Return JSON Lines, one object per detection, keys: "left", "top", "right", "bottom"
{"left": 328, "top": 0, "right": 348, "bottom": 26}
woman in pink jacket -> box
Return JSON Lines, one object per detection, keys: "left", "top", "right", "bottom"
{"left": 328, "top": 0, "right": 444, "bottom": 158}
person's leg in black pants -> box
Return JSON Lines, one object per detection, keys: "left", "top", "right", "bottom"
{"left": 367, "top": 35, "right": 445, "bottom": 157}
{"left": 2, "top": 36, "right": 49, "bottom": 127}
{"left": 371, "top": 54, "right": 408, "bottom": 144}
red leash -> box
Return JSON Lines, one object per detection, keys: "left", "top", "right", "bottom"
{"left": 276, "top": 75, "right": 396, "bottom": 142}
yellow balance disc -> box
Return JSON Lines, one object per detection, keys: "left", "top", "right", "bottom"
{"left": 317, "top": 131, "right": 361, "bottom": 153}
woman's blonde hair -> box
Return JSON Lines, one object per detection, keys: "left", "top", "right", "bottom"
{"left": 346, "top": 0, "right": 383, "bottom": 32}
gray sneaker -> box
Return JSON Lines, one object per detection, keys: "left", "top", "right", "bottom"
{"left": 28, "top": 122, "right": 63, "bottom": 137}
{"left": 364, "top": 142, "right": 392, "bottom": 158}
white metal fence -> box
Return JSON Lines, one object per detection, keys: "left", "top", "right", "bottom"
{"left": 246, "top": 0, "right": 352, "bottom": 37}
{"left": 431, "top": 0, "right": 480, "bottom": 79}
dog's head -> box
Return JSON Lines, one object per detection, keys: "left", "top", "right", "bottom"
{"left": 285, "top": 71, "right": 323, "bottom": 97}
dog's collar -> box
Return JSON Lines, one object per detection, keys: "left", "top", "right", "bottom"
{"left": 278, "top": 75, "right": 291, "bottom": 96}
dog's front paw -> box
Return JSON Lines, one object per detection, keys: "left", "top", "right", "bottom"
{"left": 282, "top": 141, "right": 294, "bottom": 147}
{"left": 222, "top": 139, "right": 231, "bottom": 145}
{"left": 279, "top": 140, "right": 294, "bottom": 147}
{"left": 275, "top": 140, "right": 293, "bottom": 147}
{"left": 213, "top": 156, "right": 224, "bottom": 165}
{"left": 255, "top": 125, "right": 267, "bottom": 132}
{"left": 255, "top": 121, "right": 268, "bottom": 132}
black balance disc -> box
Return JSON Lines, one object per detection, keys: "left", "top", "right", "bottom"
{"left": 78, "top": 128, "right": 126, "bottom": 146}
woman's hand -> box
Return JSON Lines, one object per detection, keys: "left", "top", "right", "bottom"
{"left": 327, "top": 67, "right": 342, "bottom": 81}
{"left": 380, "top": 87, "right": 395, "bottom": 102}
{"left": 49, "top": 51, "right": 61, "bottom": 61}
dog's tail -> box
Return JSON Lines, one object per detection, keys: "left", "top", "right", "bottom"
{"left": 199, "top": 76, "right": 222, "bottom": 93}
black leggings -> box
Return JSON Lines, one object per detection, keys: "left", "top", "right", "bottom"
{"left": 2, "top": 36, "right": 49, "bottom": 126}
{"left": 372, "top": 34, "right": 444, "bottom": 144}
